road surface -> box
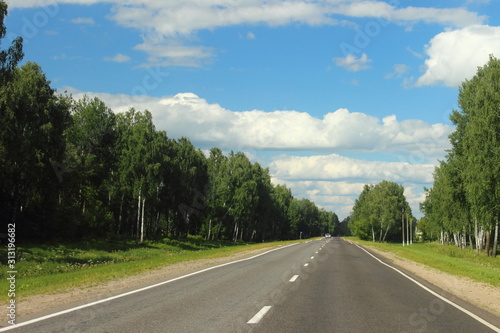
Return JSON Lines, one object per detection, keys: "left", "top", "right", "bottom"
{"left": 2, "top": 238, "right": 499, "bottom": 332}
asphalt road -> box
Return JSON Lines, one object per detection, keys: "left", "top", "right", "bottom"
{"left": 2, "top": 238, "right": 499, "bottom": 332}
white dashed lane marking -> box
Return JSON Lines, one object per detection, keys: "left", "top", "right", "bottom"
{"left": 248, "top": 306, "right": 272, "bottom": 324}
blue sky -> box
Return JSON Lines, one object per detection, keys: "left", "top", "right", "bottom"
{"left": 5, "top": 0, "right": 500, "bottom": 219}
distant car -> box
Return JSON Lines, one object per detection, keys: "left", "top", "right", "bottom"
{"left": 325, "top": 233, "right": 331, "bottom": 238}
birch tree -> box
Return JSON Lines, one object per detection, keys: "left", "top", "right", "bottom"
{"left": 459, "top": 56, "right": 500, "bottom": 256}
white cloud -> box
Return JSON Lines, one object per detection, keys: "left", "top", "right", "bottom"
{"left": 416, "top": 25, "right": 500, "bottom": 87}
{"left": 70, "top": 17, "right": 96, "bottom": 25}
{"left": 334, "top": 53, "right": 372, "bottom": 71}
{"left": 133, "top": 37, "right": 216, "bottom": 67}
{"left": 392, "top": 7, "right": 485, "bottom": 27}
{"left": 269, "top": 154, "right": 435, "bottom": 184}
{"left": 63, "top": 88, "right": 452, "bottom": 160}
{"left": 104, "top": 53, "right": 131, "bottom": 63}
{"left": 331, "top": 2, "right": 485, "bottom": 27}
{"left": 108, "top": 1, "right": 336, "bottom": 36}
{"left": 10, "top": 1, "right": 486, "bottom": 68}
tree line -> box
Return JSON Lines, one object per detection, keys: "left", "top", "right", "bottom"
{"left": 0, "top": 4, "right": 338, "bottom": 242}
{"left": 420, "top": 56, "right": 499, "bottom": 257}
{"left": 348, "top": 180, "right": 413, "bottom": 243}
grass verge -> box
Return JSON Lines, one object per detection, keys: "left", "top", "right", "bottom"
{"left": 345, "top": 237, "right": 500, "bottom": 287}
{"left": 1, "top": 236, "right": 309, "bottom": 303}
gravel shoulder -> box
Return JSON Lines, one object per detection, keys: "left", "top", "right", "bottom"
{"left": 15, "top": 241, "right": 500, "bottom": 320}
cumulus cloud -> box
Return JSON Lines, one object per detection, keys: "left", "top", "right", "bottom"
{"left": 417, "top": 25, "right": 500, "bottom": 87}
{"left": 64, "top": 88, "right": 452, "bottom": 160}
{"left": 269, "top": 154, "right": 435, "bottom": 184}
{"left": 334, "top": 53, "right": 372, "bottom": 71}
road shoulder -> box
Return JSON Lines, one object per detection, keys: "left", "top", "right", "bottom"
{"left": 352, "top": 240, "right": 500, "bottom": 318}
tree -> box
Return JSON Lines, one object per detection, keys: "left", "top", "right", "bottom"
{"left": 114, "top": 108, "right": 167, "bottom": 242}
{"left": 457, "top": 55, "right": 500, "bottom": 256}
{"left": 0, "top": 1, "right": 23, "bottom": 85}
{"left": 63, "top": 96, "right": 117, "bottom": 235}
{"left": 349, "top": 184, "right": 375, "bottom": 241}
{"left": 0, "top": 62, "right": 70, "bottom": 238}
{"left": 423, "top": 56, "right": 500, "bottom": 256}
{"left": 169, "top": 137, "right": 208, "bottom": 238}
{"left": 271, "top": 184, "right": 293, "bottom": 240}
{"left": 350, "top": 181, "right": 411, "bottom": 242}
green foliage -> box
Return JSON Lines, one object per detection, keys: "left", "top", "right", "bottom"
{"left": 422, "top": 56, "right": 500, "bottom": 255}
{"left": 0, "top": 62, "right": 71, "bottom": 237}
{"left": 0, "top": 1, "right": 23, "bottom": 85}
{"left": 349, "top": 181, "right": 412, "bottom": 242}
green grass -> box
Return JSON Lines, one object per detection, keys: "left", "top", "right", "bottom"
{"left": 1, "top": 236, "right": 309, "bottom": 303}
{"left": 345, "top": 237, "right": 500, "bottom": 287}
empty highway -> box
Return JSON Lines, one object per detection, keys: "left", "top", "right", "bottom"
{"left": 2, "top": 238, "right": 499, "bottom": 332}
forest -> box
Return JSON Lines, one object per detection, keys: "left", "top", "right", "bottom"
{"left": 0, "top": 4, "right": 338, "bottom": 243}
{"left": 419, "top": 56, "right": 500, "bottom": 257}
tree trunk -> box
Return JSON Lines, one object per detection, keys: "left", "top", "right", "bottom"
{"left": 453, "top": 232, "right": 460, "bottom": 248}
{"left": 117, "top": 194, "right": 124, "bottom": 234}
{"left": 233, "top": 221, "right": 239, "bottom": 242}
{"left": 136, "top": 189, "right": 141, "bottom": 244}
{"left": 475, "top": 217, "right": 486, "bottom": 253}
{"left": 206, "top": 218, "right": 212, "bottom": 240}
{"left": 215, "top": 219, "right": 223, "bottom": 240}
{"left": 251, "top": 229, "right": 257, "bottom": 242}
{"left": 475, "top": 217, "right": 479, "bottom": 253}
{"left": 410, "top": 218, "right": 413, "bottom": 245}
{"left": 485, "top": 229, "right": 491, "bottom": 256}
{"left": 371, "top": 225, "right": 375, "bottom": 242}
{"left": 493, "top": 218, "right": 499, "bottom": 258}
{"left": 402, "top": 210, "right": 405, "bottom": 246}
{"left": 382, "top": 224, "right": 390, "bottom": 243}
{"left": 140, "top": 197, "right": 145, "bottom": 243}
{"left": 406, "top": 213, "right": 410, "bottom": 245}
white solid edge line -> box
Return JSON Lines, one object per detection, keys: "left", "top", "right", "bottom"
{"left": 0, "top": 243, "right": 300, "bottom": 332}
{"left": 289, "top": 275, "right": 299, "bottom": 282}
{"left": 247, "top": 306, "right": 272, "bottom": 324}
{"left": 352, "top": 242, "right": 500, "bottom": 333}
